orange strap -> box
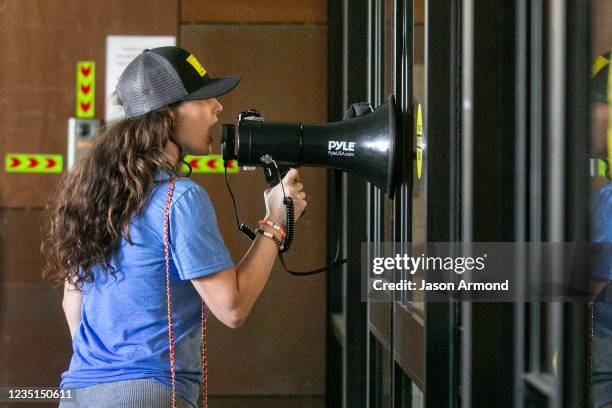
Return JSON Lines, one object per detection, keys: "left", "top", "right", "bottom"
{"left": 164, "top": 178, "right": 208, "bottom": 408}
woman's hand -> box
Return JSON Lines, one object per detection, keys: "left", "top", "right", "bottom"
{"left": 264, "top": 168, "right": 307, "bottom": 227}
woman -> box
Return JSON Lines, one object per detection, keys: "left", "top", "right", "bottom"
{"left": 43, "top": 46, "right": 307, "bottom": 408}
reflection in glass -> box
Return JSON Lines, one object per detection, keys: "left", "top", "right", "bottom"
{"left": 383, "top": 0, "right": 395, "bottom": 245}
{"left": 382, "top": 344, "right": 392, "bottom": 407}
{"left": 410, "top": 6, "right": 426, "bottom": 310}
{"left": 591, "top": 48, "right": 612, "bottom": 408}
{"left": 590, "top": 1, "right": 612, "bottom": 405}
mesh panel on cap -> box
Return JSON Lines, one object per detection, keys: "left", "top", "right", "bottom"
{"left": 141, "top": 53, "right": 188, "bottom": 113}
{"left": 117, "top": 54, "right": 149, "bottom": 117}
{"left": 117, "top": 52, "right": 188, "bottom": 117}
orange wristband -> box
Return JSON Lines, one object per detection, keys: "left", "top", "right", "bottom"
{"left": 258, "top": 218, "right": 286, "bottom": 238}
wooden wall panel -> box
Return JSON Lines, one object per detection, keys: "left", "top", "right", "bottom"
{"left": 593, "top": 0, "right": 612, "bottom": 58}
{"left": 1, "top": 0, "right": 328, "bottom": 402}
{"left": 0, "top": 0, "right": 179, "bottom": 396}
{"left": 181, "top": 0, "right": 326, "bottom": 23}
{"left": 0, "top": 210, "right": 70, "bottom": 395}
{"left": 181, "top": 24, "right": 327, "bottom": 395}
{"left": 0, "top": 210, "right": 48, "bottom": 284}
{"left": 0, "top": 0, "right": 178, "bottom": 208}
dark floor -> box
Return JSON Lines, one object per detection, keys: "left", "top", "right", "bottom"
{"left": 207, "top": 396, "right": 325, "bottom": 408}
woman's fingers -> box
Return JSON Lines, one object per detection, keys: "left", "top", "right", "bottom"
{"left": 280, "top": 169, "right": 307, "bottom": 221}
{"left": 283, "top": 168, "right": 300, "bottom": 185}
{"left": 293, "top": 200, "right": 306, "bottom": 211}
{"left": 293, "top": 199, "right": 307, "bottom": 221}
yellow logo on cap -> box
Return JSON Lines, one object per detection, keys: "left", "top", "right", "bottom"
{"left": 186, "top": 54, "right": 207, "bottom": 77}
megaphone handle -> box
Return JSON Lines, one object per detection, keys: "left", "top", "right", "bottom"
{"left": 279, "top": 197, "right": 294, "bottom": 253}
{"left": 262, "top": 164, "right": 275, "bottom": 185}
{"left": 262, "top": 163, "right": 291, "bottom": 187}
{"left": 262, "top": 160, "right": 294, "bottom": 252}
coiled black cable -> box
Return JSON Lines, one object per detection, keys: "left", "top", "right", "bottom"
{"left": 224, "top": 159, "right": 346, "bottom": 275}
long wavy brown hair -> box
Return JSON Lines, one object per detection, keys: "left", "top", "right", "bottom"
{"left": 42, "top": 107, "right": 184, "bottom": 290}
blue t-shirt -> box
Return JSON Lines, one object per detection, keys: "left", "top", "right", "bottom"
{"left": 60, "top": 171, "right": 235, "bottom": 408}
{"left": 593, "top": 183, "right": 612, "bottom": 280}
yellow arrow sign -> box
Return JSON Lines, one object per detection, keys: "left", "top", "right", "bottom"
{"left": 76, "top": 61, "right": 95, "bottom": 118}
{"left": 183, "top": 155, "right": 239, "bottom": 174}
{"left": 598, "top": 158, "right": 608, "bottom": 177}
{"left": 5, "top": 154, "right": 63, "bottom": 173}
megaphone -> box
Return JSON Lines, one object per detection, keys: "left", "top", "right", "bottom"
{"left": 221, "top": 95, "right": 401, "bottom": 198}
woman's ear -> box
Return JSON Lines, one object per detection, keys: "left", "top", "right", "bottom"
{"left": 168, "top": 109, "right": 176, "bottom": 127}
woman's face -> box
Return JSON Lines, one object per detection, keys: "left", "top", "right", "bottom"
{"left": 172, "top": 98, "right": 223, "bottom": 155}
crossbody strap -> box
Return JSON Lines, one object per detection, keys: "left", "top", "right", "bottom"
{"left": 164, "top": 178, "right": 208, "bottom": 408}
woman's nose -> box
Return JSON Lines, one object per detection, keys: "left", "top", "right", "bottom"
{"left": 214, "top": 99, "right": 223, "bottom": 113}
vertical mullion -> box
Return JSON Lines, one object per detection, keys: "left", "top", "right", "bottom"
{"left": 367, "top": 2, "right": 373, "bottom": 406}
{"left": 450, "top": 0, "right": 462, "bottom": 402}
{"left": 562, "top": 0, "right": 590, "bottom": 405}
{"left": 529, "top": 0, "right": 543, "bottom": 377}
{"left": 344, "top": 0, "right": 370, "bottom": 405}
{"left": 514, "top": 0, "right": 528, "bottom": 405}
{"left": 367, "top": 2, "right": 376, "bottom": 407}
{"left": 376, "top": 0, "right": 382, "bottom": 245}
{"left": 425, "top": 0, "right": 456, "bottom": 406}
{"left": 388, "top": 0, "right": 398, "bottom": 402}
{"left": 399, "top": 0, "right": 411, "bottom": 306}
{"left": 547, "top": 1, "right": 566, "bottom": 406}
{"left": 326, "top": 0, "right": 346, "bottom": 407}
{"left": 460, "top": 0, "right": 474, "bottom": 407}
{"left": 391, "top": 0, "right": 406, "bottom": 400}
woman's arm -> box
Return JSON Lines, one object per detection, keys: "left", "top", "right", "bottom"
{"left": 62, "top": 278, "right": 83, "bottom": 338}
{"left": 190, "top": 169, "right": 307, "bottom": 328}
{"left": 191, "top": 230, "right": 282, "bottom": 328}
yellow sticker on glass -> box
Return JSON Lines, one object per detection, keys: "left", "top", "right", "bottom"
{"left": 186, "top": 54, "right": 207, "bottom": 77}
{"left": 416, "top": 103, "right": 423, "bottom": 179}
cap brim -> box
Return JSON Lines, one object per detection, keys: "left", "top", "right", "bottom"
{"left": 182, "top": 75, "right": 241, "bottom": 101}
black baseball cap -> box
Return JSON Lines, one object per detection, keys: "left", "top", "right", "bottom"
{"left": 116, "top": 46, "right": 240, "bottom": 118}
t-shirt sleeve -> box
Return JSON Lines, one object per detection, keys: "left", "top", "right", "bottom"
{"left": 169, "top": 185, "right": 235, "bottom": 280}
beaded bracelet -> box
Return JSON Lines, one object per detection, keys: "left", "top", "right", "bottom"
{"left": 256, "top": 228, "right": 285, "bottom": 251}
{"left": 258, "top": 218, "right": 286, "bottom": 238}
